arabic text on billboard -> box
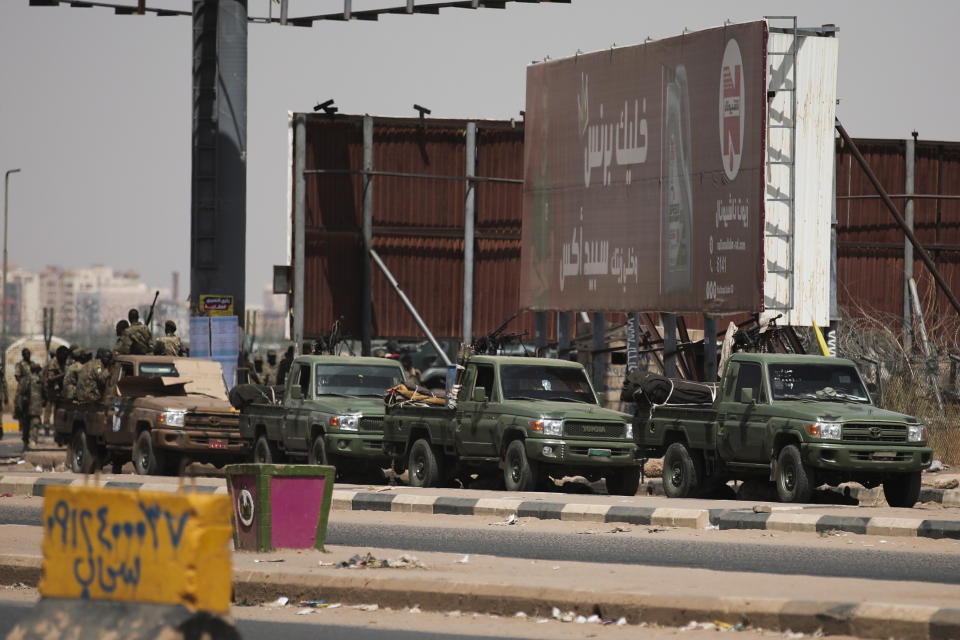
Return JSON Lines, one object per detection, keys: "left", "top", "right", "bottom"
{"left": 520, "top": 21, "right": 767, "bottom": 313}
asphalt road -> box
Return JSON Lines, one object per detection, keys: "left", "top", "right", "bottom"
{"left": 4, "top": 500, "right": 960, "bottom": 585}
{"left": 0, "top": 601, "right": 527, "bottom": 640}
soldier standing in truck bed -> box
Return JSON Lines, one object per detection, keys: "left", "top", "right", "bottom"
{"left": 120, "top": 308, "right": 152, "bottom": 355}
{"left": 113, "top": 320, "right": 130, "bottom": 355}
{"left": 262, "top": 349, "right": 279, "bottom": 386}
{"left": 154, "top": 320, "right": 184, "bottom": 356}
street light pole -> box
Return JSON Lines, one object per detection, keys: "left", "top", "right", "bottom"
{"left": 3, "top": 168, "right": 22, "bottom": 395}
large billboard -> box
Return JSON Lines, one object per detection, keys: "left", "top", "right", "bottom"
{"left": 520, "top": 21, "right": 768, "bottom": 313}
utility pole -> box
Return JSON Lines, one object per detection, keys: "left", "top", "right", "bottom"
{"left": 3, "top": 168, "right": 22, "bottom": 389}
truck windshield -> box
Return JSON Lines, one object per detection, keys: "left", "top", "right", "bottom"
{"left": 315, "top": 364, "right": 403, "bottom": 397}
{"left": 500, "top": 365, "right": 597, "bottom": 404}
{"left": 768, "top": 363, "right": 870, "bottom": 403}
{"left": 139, "top": 363, "right": 179, "bottom": 378}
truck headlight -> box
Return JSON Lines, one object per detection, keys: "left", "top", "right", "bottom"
{"left": 806, "top": 421, "right": 841, "bottom": 440}
{"left": 908, "top": 424, "right": 927, "bottom": 442}
{"left": 157, "top": 410, "right": 186, "bottom": 427}
{"left": 529, "top": 419, "right": 563, "bottom": 436}
{"left": 329, "top": 414, "right": 359, "bottom": 431}
{"left": 625, "top": 423, "right": 633, "bottom": 440}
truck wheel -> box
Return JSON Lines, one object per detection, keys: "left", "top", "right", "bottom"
{"left": 308, "top": 434, "right": 328, "bottom": 466}
{"left": 253, "top": 434, "right": 281, "bottom": 464}
{"left": 882, "top": 471, "right": 922, "bottom": 508}
{"left": 606, "top": 468, "right": 642, "bottom": 496}
{"left": 776, "top": 444, "right": 813, "bottom": 503}
{"left": 409, "top": 439, "right": 442, "bottom": 487}
{"left": 68, "top": 429, "right": 96, "bottom": 474}
{"left": 663, "top": 442, "right": 702, "bottom": 498}
{"left": 503, "top": 440, "right": 538, "bottom": 492}
{"left": 133, "top": 430, "right": 167, "bottom": 476}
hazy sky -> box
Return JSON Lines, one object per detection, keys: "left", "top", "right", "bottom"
{"left": 0, "top": 0, "right": 957, "bottom": 307}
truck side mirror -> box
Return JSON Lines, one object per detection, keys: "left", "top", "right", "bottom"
{"left": 472, "top": 387, "right": 487, "bottom": 403}
{"left": 290, "top": 386, "right": 303, "bottom": 400}
{"left": 739, "top": 387, "right": 754, "bottom": 404}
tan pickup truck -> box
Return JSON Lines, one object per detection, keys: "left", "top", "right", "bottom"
{"left": 53, "top": 355, "right": 247, "bottom": 475}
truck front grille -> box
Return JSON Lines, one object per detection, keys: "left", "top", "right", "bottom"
{"left": 564, "top": 422, "right": 625, "bottom": 439}
{"left": 842, "top": 423, "right": 907, "bottom": 443}
{"left": 359, "top": 417, "right": 384, "bottom": 432}
{"left": 183, "top": 414, "right": 240, "bottom": 429}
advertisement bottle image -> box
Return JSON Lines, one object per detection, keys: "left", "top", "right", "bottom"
{"left": 662, "top": 64, "right": 693, "bottom": 294}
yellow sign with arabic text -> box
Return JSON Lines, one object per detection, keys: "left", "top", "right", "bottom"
{"left": 39, "top": 485, "right": 232, "bottom": 613}
{"left": 199, "top": 294, "right": 234, "bottom": 316}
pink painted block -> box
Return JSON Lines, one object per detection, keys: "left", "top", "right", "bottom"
{"left": 269, "top": 476, "right": 327, "bottom": 549}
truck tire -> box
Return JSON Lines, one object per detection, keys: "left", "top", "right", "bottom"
{"left": 253, "top": 434, "right": 281, "bottom": 464}
{"left": 776, "top": 444, "right": 813, "bottom": 503}
{"left": 408, "top": 438, "right": 442, "bottom": 487}
{"left": 308, "top": 434, "right": 328, "bottom": 466}
{"left": 882, "top": 471, "right": 922, "bottom": 508}
{"left": 503, "top": 440, "right": 538, "bottom": 492}
{"left": 133, "top": 430, "right": 167, "bottom": 476}
{"left": 606, "top": 468, "right": 642, "bottom": 496}
{"left": 663, "top": 442, "right": 701, "bottom": 498}
{"left": 68, "top": 429, "right": 97, "bottom": 474}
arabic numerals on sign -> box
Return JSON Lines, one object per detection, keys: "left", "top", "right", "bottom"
{"left": 705, "top": 280, "right": 718, "bottom": 300}
{"left": 46, "top": 499, "right": 191, "bottom": 599}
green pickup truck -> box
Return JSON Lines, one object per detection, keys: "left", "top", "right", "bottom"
{"left": 634, "top": 353, "right": 933, "bottom": 507}
{"left": 238, "top": 355, "right": 405, "bottom": 478}
{"left": 382, "top": 355, "right": 642, "bottom": 494}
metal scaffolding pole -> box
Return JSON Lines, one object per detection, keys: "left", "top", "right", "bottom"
{"left": 462, "top": 122, "right": 476, "bottom": 347}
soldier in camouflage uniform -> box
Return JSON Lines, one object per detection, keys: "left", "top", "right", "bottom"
{"left": 120, "top": 308, "right": 152, "bottom": 355}
{"left": 42, "top": 346, "right": 70, "bottom": 436}
{"left": 154, "top": 320, "right": 184, "bottom": 356}
{"left": 76, "top": 349, "right": 113, "bottom": 404}
{"left": 113, "top": 320, "right": 129, "bottom": 355}
{"left": 262, "top": 349, "right": 279, "bottom": 386}
{"left": 252, "top": 353, "right": 265, "bottom": 385}
{"left": 14, "top": 349, "right": 32, "bottom": 435}
{"left": 21, "top": 363, "right": 43, "bottom": 449}
{"left": 62, "top": 348, "right": 91, "bottom": 402}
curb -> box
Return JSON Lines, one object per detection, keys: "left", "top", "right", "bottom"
{"left": 338, "top": 489, "right": 960, "bottom": 539}
{"left": 0, "top": 554, "right": 958, "bottom": 639}
{"left": 3, "top": 473, "right": 960, "bottom": 540}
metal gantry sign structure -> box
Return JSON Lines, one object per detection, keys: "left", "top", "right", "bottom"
{"left": 27, "top": 0, "right": 570, "bottom": 341}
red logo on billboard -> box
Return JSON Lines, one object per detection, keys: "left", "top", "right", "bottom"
{"left": 719, "top": 38, "right": 744, "bottom": 181}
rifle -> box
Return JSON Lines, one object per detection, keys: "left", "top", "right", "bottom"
{"left": 144, "top": 290, "right": 160, "bottom": 328}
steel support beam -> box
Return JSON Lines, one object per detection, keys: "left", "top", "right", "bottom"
{"left": 703, "top": 315, "right": 717, "bottom": 382}
{"left": 662, "top": 313, "right": 677, "bottom": 378}
{"left": 191, "top": 0, "right": 247, "bottom": 326}
{"left": 361, "top": 115, "right": 374, "bottom": 356}
{"left": 462, "top": 122, "right": 476, "bottom": 346}
{"left": 557, "top": 311, "right": 571, "bottom": 360}
{"left": 903, "top": 134, "right": 915, "bottom": 351}
{"left": 591, "top": 312, "right": 606, "bottom": 396}
{"left": 292, "top": 115, "right": 305, "bottom": 353}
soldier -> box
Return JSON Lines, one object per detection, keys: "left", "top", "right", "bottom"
{"left": 120, "top": 308, "right": 152, "bottom": 355}
{"left": 23, "top": 362, "right": 43, "bottom": 448}
{"left": 76, "top": 349, "right": 113, "bottom": 404}
{"left": 42, "top": 346, "right": 70, "bottom": 435}
{"left": 252, "top": 353, "right": 265, "bottom": 385}
{"left": 262, "top": 349, "right": 279, "bottom": 386}
{"left": 62, "top": 349, "right": 90, "bottom": 402}
{"left": 276, "top": 345, "right": 295, "bottom": 386}
{"left": 401, "top": 355, "right": 421, "bottom": 388}
{"left": 13, "top": 348, "right": 32, "bottom": 433}
{"left": 154, "top": 320, "right": 184, "bottom": 356}
{"left": 14, "top": 348, "right": 32, "bottom": 391}
{"left": 113, "top": 320, "right": 129, "bottom": 355}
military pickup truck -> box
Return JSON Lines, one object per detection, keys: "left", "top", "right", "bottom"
{"left": 238, "top": 355, "right": 405, "bottom": 478}
{"left": 382, "top": 355, "right": 642, "bottom": 494}
{"left": 632, "top": 353, "right": 933, "bottom": 507}
{"left": 54, "top": 356, "right": 246, "bottom": 475}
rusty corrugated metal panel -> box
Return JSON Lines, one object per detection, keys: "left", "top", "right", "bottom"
{"left": 297, "top": 114, "right": 555, "bottom": 342}
{"left": 835, "top": 138, "right": 960, "bottom": 321}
